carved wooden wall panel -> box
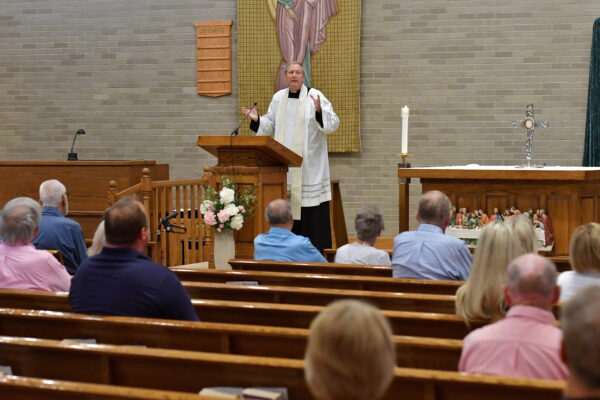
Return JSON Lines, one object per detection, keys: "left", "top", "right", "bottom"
{"left": 195, "top": 20, "right": 233, "bottom": 97}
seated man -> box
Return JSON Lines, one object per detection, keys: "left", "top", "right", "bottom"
{"left": 33, "top": 179, "right": 87, "bottom": 274}
{"left": 254, "top": 199, "right": 327, "bottom": 263}
{"left": 459, "top": 253, "right": 567, "bottom": 380}
{"left": 0, "top": 197, "right": 71, "bottom": 292}
{"left": 69, "top": 196, "right": 198, "bottom": 321}
{"left": 392, "top": 190, "right": 471, "bottom": 280}
{"left": 561, "top": 286, "right": 600, "bottom": 399}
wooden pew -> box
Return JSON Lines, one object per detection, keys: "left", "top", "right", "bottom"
{"left": 0, "top": 374, "right": 206, "bottom": 400}
{"left": 0, "top": 289, "right": 474, "bottom": 338}
{"left": 172, "top": 268, "right": 463, "bottom": 295}
{"left": 229, "top": 258, "right": 393, "bottom": 277}
{"left": 182, "top": 281, "right": 457, "bottom": 314}
{"left": 0, "top": 336, "right": 564, "bottom": 400}
{"left": 0, "top": 308, "right": 462, "bottom": 371}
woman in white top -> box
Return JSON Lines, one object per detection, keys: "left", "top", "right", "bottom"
{"left": 558, "top": 222, "right": 600, "bottom": 302}
{"left": 335, "top": 206, "right": 391, "bottom": 265}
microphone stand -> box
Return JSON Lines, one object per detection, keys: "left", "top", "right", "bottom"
{"left": 67, "top": 129, "right": 86, "bottom": 161}
{"left": 230, "top": 103, "right": 257, "bottom": 136}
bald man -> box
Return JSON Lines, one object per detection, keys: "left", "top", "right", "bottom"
{"left": 459, "top": 253, "right": 567, "bottom": 380}
{"left": 254, "top": 199, "right": 326, "bottom": 263}
{"left": 392, "top": 190, "right": 472, "bottom": 280}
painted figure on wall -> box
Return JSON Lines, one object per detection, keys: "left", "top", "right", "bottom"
{"left": 266, "top": 0, "right": 338, "bottom": 91}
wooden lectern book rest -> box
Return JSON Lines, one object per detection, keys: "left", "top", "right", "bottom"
{"left": 197, "top": 136, "right": 302, "bottom": 261}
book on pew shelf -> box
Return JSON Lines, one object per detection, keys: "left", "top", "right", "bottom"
{"left": 0, "top": 366, "right": 12, "bottom": 375}
{"left": 62, "top": 338, "right": 97, "bottom": 344}
{"left": 242, "top": 387, "right": 285, "bottom": 400}
{"left": 199, "top": 387, "right": 243, "bottom": 398}
{"left": 225, "top": 281, "right": 259, "bottom": 285}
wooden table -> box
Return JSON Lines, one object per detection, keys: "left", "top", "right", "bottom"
{"left": 398, "top": 166, "right": 600, "bottom": 255}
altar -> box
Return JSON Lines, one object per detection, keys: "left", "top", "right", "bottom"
{"left": 397, "top": 166, "right": 600, "bottom": 255}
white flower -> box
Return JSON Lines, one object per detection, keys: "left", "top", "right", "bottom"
{"left": 200, "top": 200, "right": 213, "bottom": 214}
{"left": 219, "top": 187, "right": 235, "bottom": 205}
{"left": 223, "top": 203, "right": 239, "bottom": 216}
{"left": 230, "top": 214, "right": 244, "bottom": 230}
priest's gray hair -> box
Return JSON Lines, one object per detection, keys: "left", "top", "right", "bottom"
{"left": 561, "top": 286, "right": 600, "bottom": 390}
{"left": 417, "top": 190, "right": 451, "bottom": 225}
{"left": 266, "top": 199, "right": 292, "bottom": 226}
{"left": 39, "top": 179, "right": 67, "bottom": 207}
{"left": 285, "top": 61, "right": 305, "bottom": 75}
{"left": 355, "top": 206, "right": 385, "bottom": 243}
{"left": 0, "top": 197, "right": 41, "bottom": 244}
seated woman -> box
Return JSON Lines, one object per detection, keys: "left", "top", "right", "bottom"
{"left": 87, "top": 220, "right": 105, "bottom": 257}
{"left": 506, "top": 214, "right": 537, "bottom": 253}
{"left": 455, "top": 221, "right": 525, "bottom": 326}
{"left": 558, "top": 222, "right": 600, "bottom": 302}
{"left": 305, "top": 299, "right": 396, "bottom": 400}
{"left": 334, "top": 206, "right": 391, "bottom": 265}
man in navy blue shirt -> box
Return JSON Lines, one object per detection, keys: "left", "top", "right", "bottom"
{"left": 33, "top": 179, "right": 87, "bottom": 274}
{"left": 254, "top": 199, "right": 327, "bottom": 263}
{"left": 69, "top": 196, "right": 198, "bottom": 321}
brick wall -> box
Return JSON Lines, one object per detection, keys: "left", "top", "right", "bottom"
{"left": 1, "top": 1, "right": 599, "bottom": 236}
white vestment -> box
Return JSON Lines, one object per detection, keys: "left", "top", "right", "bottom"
{"left": 256, "top": 85, "right": 339, "bottom": 218}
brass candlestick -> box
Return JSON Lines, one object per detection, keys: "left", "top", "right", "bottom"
{"left": 398, "top": 153, "right": 412, "bottom": 168}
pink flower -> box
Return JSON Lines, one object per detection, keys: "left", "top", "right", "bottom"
{"left": 219, "top": 224, "right": 224, "bottom": 229}
{"left": 217, "top": 210, "right": 230, "bottom": 223}
{"left": 238, "top": 205, "right": 246, "bottom": 214}
{"left": 204, "top": 210, "right": 217, "bottom": 226}
{"left": 217, "top": 228, "right": 222, "bottom": 232}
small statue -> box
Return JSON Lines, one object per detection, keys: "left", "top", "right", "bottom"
{"left": 539, "top": 209, "right": 554, "bottom": 245}
{"left": 490, "top": 207, "right": 503, "bottom": 222}
{"left": 478, "top": 208, "right": 490, "bottom": 225}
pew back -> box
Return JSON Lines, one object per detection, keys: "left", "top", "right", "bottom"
{"left": 182, "top": 281, "right": 457, "bottom": 314}
{"left": 0, "top": 336, "right": 563, "bottom": 400}
{"left": 0, "top": 289, "right": 474, "bottom": 339}
{"left": 0, "top": 308, "right": 462, "bottom": 371}
{"left": 228, "top": 259, "right": 393, "bottom": 277}
{"left": 0, "top": 374, "right": 207, "bottom": 400}
{"left": 172, "top": 268, "right": 463, "bottom": 294}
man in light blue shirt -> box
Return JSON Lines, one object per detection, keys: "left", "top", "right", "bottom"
{"left": 392, "top": 190, "right": 472, "bottom": 280}
{"left": 254, "top": 199, "right": 327, "bottom": 263}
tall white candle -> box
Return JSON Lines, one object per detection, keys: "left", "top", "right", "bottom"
{"left": 401, "top": 105, "right": 409, "bottom": 154}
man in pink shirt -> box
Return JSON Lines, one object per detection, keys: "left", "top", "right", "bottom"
{"left": 459, "top": 253, "right": 567, "bottom": 380}
{"left": 0, "top": 197, "right": 71, "bottom": 292}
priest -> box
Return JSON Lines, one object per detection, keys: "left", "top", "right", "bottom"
{"left": 243, "top": 61, "right": 339, "bottom": 253}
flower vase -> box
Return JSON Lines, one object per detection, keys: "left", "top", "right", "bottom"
{"left": 214, "top": 231, "right": 235, "bottom": 270}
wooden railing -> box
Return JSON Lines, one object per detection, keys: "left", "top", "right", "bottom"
{"left": 108, "top": 168, "right": 210, "bottom": 266}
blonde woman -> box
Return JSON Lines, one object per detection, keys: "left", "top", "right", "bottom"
{"left": 455, "top": 221, "right": 525, "bottom": 326}
{"left": 305, "top": 300, "right": 396, "bottom": 400}
{"left": 87, "top": 220, "right": 105, "bottom": 256}
{"left": 506, "top": 214, "right": 538, "bottom": 253}
{"left": 558, "top": 223, "right": 600, "bottom": 302}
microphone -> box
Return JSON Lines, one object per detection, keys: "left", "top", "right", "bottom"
{"left": 160, "top": 210, "right": 179, "bottom": 226}
{"left": 67, "top": 129, "right": 86, "bottom": 161}
{"left": 159, "top": 209, "right": 187, "bottom": 234}
{"left": 230, "top": 102, "right": 258, "bottom": 136}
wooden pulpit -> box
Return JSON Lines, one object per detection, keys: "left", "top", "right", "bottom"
{"left": 197, "top": 136, "right": 302, "bottom": 260}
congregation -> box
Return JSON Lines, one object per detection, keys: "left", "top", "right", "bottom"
{"left": 0, "top": 183, "right": 600, "bottom": 399}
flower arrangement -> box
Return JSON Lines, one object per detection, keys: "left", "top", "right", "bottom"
{"left": 201, "top": 176, "right": 257, "bottom": 233}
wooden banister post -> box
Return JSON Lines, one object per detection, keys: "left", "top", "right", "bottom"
{"left": 107, "top": 180, "right": 118, "bottom": 206}
{"left": 141, "top": 167, "right": 152, "bottom": 214}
